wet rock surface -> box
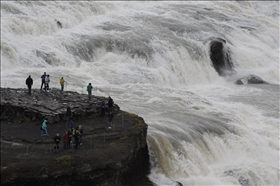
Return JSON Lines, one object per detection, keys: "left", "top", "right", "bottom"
{"left": 234, "top": 74, "right": 268, "bottom": 85}
{"left": 210, "top": 38, "right": 234, "bottom": 76}
{"left": 1, "top": 88, "right": 152, "bottom": 186}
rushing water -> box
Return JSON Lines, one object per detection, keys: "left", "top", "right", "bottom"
{"left": 1, "top": 1, "right": 279, "bottom": 186}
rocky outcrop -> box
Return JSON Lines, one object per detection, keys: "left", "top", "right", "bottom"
{"left": 209, "top": 38, "right": 234, "bottom": 76}
{"left": 234, "top": 74, "right": 268, "bottom": 85}
{"left": 0, "top": 87, "right": 151, "bottom": 186}
{"left": 0, "top": 87, "right": 120, "bottom": 124}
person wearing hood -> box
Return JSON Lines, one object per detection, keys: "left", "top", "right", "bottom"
{"left": 41, "top": 119, "right": 49, "bottom": 137}
{"left": 25, "top": 75, "right": 33, "bottom": 94}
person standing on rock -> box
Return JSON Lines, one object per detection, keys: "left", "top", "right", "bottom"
{"left": 25, "top": 75, "right": 33, "bottom": 94}
{"left": 78, "top": 124, "right": 84, "bottom": 145}
{"left": 60, "top": 77, "right": 65, "bottom": 92}
{"left": 108, "top": 110, "right": 114, "bottom": 129}
{"left": 87, "top": 83, "right": 93, "bottom": 99}
{"left": 74, "top": 128, "right": 80, "bottom": 150}
{"left": 44, "top": 74, "right": 50, "bottom": 91}
{"left": 40, "top": 72, "right": 46, "bottom": 90}
{"left": 41, "top": 119, "right": 49, "bottom": 136}
{"left": 62, "top": 130, "right": 68, "bottom": 149}
{"left": 108, "top": 96, "right": 114, "bottom": 112}
{"left": 53, "top": 133, "right": 61, "bottom": 152}
{"left": 67, "top": 128, "right": 72, "bottom": 149}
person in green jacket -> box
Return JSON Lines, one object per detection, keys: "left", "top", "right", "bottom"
{"left": 41, "top": 119, "right": 49, "bottom": 137}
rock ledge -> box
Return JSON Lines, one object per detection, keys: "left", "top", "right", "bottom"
{"left": 0, "top": 87, "right": 151, "bottom": 186}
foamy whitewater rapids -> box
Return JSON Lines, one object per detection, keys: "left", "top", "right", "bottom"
{"left": 1, "top": 1, "right": 279, "bottom": 185}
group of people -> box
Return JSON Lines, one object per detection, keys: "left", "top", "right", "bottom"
{"left": 62, "top": 125, "right": 84, "bottom": 150}
{"left": 41, "top": 118, "right": 84, "bottom": 152}
{"left": 40, "top": 72, "right": 51, "bottom": 91}
{"left": 53, "top": 125, "right": 84, "bottom": 152}
{"left": 26, "top": 72, "right": 103, "bottom": 102}
{"left": 99, "top": 96, "right": 115, "bottom": 130}
{"left": 41, "top": 96, "right": 115, "bottom": 152}
{"left": 25, "top": 72, "right": 66, "bottom": 94}
{"left": 35, "top": 72, "right": 116, "bottom": 153}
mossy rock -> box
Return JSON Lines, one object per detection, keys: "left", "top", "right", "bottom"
{"left": 23, "top": 117, "right": 31, "bottom": 123}
{"left": 55, "top": 155, "right": 74, "bottom": 167}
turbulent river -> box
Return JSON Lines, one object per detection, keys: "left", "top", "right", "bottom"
{"left": 1, "top": 1, "right": 279, "bottom": 186}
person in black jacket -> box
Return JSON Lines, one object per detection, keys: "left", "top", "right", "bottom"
{"left": 74, "top": 129, "right": 80, "bottom": 150}
{"left": 25, "top": 75, "right": 33, "bottom": 94}
{"left": 108, "top": 110, "right": 114, "bottom": 129}
{"left": 53, "top": 133, "right": 61, "bottom": 153}
{"left": 108, "top": 96, "right": 114, "bottom": 112}
{"left": 40, "top": 72, "right": 46, "bottom": 90}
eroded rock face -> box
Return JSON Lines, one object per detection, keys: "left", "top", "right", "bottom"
{"left": 1, "top": 87, "right": 151, "bottom": 186}
{"left": 210, "top": 39, "right": 234, "bottom": 76}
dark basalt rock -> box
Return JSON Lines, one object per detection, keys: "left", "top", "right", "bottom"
{"left": 234, "top": 74, "right": 268, "bottom": 85}
{"left": 0, "top": 87, "right": 120, "bottom": 124}
{"left": 0, "top": 87, "right": 152, "bottom": 186}
{"left": 210, "top": 38, "right": 234, "bottom": 76}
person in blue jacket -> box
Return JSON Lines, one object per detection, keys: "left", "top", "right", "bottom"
{"left": 87, "top": 83, "right": 93, "bottom": 99}
{"left": 41, "top": 119, "right": 49, "bottom": 136}
{"left": 40, "top": 72, "right": 46, "bottom": 90}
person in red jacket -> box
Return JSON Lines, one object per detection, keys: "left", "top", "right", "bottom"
{"left": 62, "top": 131, "right": 68, "bottom": 149}
{"left": 67, "top": 129, "right": 72, "bottom": 149}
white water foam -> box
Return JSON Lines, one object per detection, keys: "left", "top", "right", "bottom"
{"left": 1, "top": 1, "right": 279, "bottom": 185}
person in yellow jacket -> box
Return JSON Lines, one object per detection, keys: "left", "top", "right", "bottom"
{"left": 60, "top": 77, "right": 65, "bottom": 92}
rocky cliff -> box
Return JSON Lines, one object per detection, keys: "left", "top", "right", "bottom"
{"left": 0, "top": 87, "right": 152, "bottom": 186}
